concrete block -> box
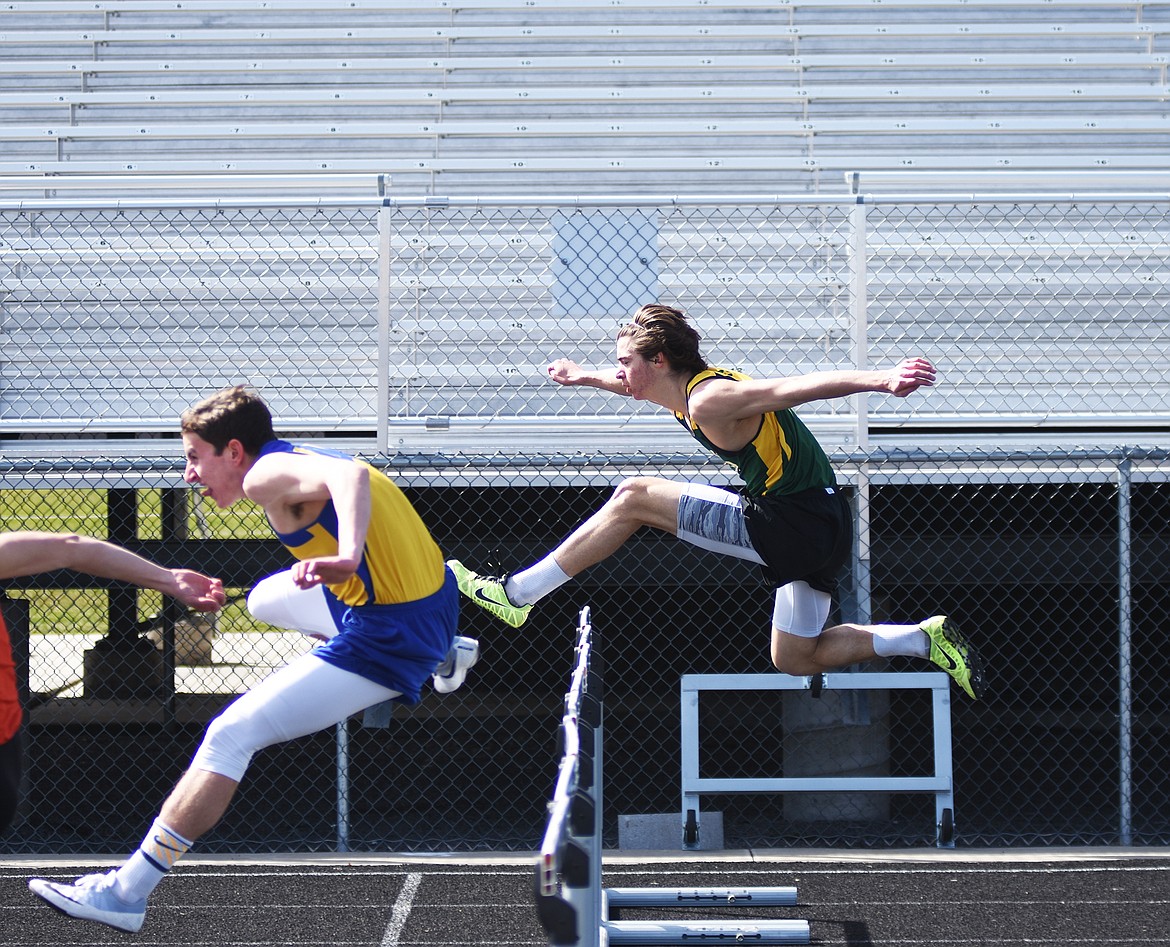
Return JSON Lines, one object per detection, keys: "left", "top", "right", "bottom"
{"left": 618, "top": 812, "right": 724, "bottom": 851}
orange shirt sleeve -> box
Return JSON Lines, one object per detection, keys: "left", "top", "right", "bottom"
{"left": 0, "top": 608, "right": 22, "bottom": 744}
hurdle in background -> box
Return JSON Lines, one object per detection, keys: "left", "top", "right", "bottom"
{"left": 679, "top": 672, "right": 957, "bottom": 851}
{"left": 534, "top": 607, "right": 811, "bottom": 946}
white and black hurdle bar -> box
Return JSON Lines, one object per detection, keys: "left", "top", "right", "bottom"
{"left": 534, "top": 607, "right": 811, "bottom": 946}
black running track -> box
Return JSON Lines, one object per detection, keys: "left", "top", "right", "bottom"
{"left": 2, "top": 850, "right": 1167, "bottom": 946}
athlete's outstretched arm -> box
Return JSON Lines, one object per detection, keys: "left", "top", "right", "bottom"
{"left": 546, "top": 358, "right": 631, "bottom": 396}
{"left": 690, "top": 357, "right": 936, "bottom": 425}
{"left": 0, "top": 531, "right": 226, "bottom": 612}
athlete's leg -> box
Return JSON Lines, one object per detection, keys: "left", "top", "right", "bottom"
{"left": 169, "top": 653, "right": 396, "bottom": 841}
{"left": 0, "top": 731, "right": 20, "bottom": 835}
{"left": 503, "top": 477, "right": 688, "bottom": 606}
{"left": 141, "top": 655, "right": 396, "bottom": 891}
{"left": 171, "top": 653, "right": 399, "bottom": 835}
{"left": 769, "top": 581, "right": 940, "bottom": 676}
{"left": 550, "top": 476, "right": 686, "bottom": 575}
{"left": 770, "top": 581, "right": 876, "bottom": 675}
{"left": 247, "top": 569, "right": 345, "bottom": 641}
{"left": 456, "top": 479, "right": 752, "bottom": 625}
{"left": 252, "top": 568, "right": 474, "bottom": 694}
{"left": 30, "top": 653, "right": 401, "bottom": 927}
{"left": 673, "top": 482, "right": 766, "bottom": 563}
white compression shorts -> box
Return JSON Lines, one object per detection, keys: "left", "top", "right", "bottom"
{"left": 188, "top": 570, "right": 394, "bottom": 782}
{"left": 247, "top": 569, "right": 342, "bottom": 641}
{"left": 190, "top": 652, "right": 401, "bottom": 782}
{"left": 675, "top": 481, "right": 832, "bottom": 638}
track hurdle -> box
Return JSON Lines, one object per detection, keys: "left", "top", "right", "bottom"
{"left": 680, "top": 672, "right": 956, "bottom": 850}
{"left": 534, "top": 608, "right": 811, "bottom": 946}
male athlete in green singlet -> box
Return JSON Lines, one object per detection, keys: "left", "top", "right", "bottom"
{"left": 449, "top": 303, "right": 984, "bottom": 701}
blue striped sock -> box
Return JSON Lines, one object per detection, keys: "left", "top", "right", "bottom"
{"left": 113, "top": 819, "right": 193, "bottom": 901}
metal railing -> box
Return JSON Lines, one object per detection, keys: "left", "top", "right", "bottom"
{"left": 4, "top": 191, "right": 1170, "bottom": 455}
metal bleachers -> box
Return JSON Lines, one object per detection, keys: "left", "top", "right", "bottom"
{"left": 3, "top": 187, "right": 1167, "bottom": 455}
{"left": 0, "top": 0, "right": 1168, "bottom": 193}
{"left": 2, "top": 0, "right": 1169, "bottom": 454}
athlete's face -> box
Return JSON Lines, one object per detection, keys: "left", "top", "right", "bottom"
{"left": 182, "top": 431, "right": 247, "bottom": 509}
{"left": 614, "top": 336, "right": 658, "bottom": 400}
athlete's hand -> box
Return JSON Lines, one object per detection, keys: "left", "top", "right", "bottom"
{"left": 292, "top": 556, "right": 358, "bottom": 590}
{"left": 547, "top": 358, "right": 585, "bottom": 386}
{"left": 885, "top": 357, "right": 937, "bottom": 398}
{"left": 169, "top": 570, "right": 227, "bottom": 612}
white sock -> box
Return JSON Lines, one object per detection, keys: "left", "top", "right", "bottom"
{"left": 870, "top": 624, "right": 930, "bottom": 659}
{"left": 505, "top": 554, "right": 572, "bottom": 606}
{"left": 113, "top": 818, "right": 193, "bottom": 902}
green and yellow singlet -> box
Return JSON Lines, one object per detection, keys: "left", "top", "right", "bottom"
{"left": 674, "top": 367, "right": 836, "bottom": 498}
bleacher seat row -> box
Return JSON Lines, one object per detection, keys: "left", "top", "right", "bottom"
{"left": 0, "top": 0, "right": 1167, "bottom": 193}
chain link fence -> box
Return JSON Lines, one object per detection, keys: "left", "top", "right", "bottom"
{"left": 1, "top": 194, "right": 1169, "bottom": 852}
{"left": 4, "top": 195, "right": 1166, "bottom": 446}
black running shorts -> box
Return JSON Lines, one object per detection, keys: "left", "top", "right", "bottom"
{"left": 741, "top": 486, "right": 852, "bottom": 594}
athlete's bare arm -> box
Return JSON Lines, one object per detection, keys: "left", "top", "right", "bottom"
{"left": 546, "top": 358, "right": 630, "bottom": 395}
{"left": 243, "top": 452, "right": 371, "bottom": 590}
{"left": 691, "top": 358, "right": 936, "bottom": 424}
{"left": 0, "top": 531, "right": 225, "bottom": 612}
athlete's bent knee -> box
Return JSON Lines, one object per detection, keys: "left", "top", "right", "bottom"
{"left": 608, "top": 477, "right": 654, "bottom": 507}
{"left": 772, "top": 652, "right": 819, "bottom": 676}
{"left": 246, "top": 583, "right": 279, "bottom": 625}
{"left": 771, "top": 633, "right": 820, "bottom": 677}
{"left": 190, "top": 707, "right": 262, "bottom": 783}
{"left": 607, "top": 477, "right": 677, "bottom": 529}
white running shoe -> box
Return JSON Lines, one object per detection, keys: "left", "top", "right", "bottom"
{"left": 29, "top": 869, "right": 148, "bottom": 933}
{"left": 432, "top": 636, "right": 480, "bottom": 694}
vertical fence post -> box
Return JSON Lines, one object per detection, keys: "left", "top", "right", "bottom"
{"left": 848, "top": 199, "right": 869, "bottom": 451}
{"left": 160, "top": 487, "right": 188, "bottom": 728}
{"left": 1117, "top": 456, "right": 1133, "bottom": 846}
{"left": 853, "top": 466, "right": 873, "bottom": 627}
{"left": 336, "top": 719, "right": 351, "bottom": 853}
{"left": 376, "top": 203, "right": 392, "bottom": 455}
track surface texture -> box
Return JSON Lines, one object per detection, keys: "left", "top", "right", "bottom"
{"left": 1, "top": 849, "right": 1166, "bottom": 946}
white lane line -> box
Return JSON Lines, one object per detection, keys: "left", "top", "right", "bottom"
{"left": 381, "top": 871, "right": 422, "bottom": 947}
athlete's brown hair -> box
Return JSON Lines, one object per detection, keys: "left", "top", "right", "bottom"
{"left": 181, "top": 385, "right": 276, "bottom": 456}
{"left": 617, "top": 304, "right": 708, "bottom": 375}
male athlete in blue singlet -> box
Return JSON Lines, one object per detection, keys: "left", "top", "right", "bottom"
{"left": 449, "top": 304, "right": 984, "bottom": 702}
{"left": 0, "top": 532, "right": 225, "bottom": 837}
{"left": 30, "top": 386, "right": 476, "bottom": 934}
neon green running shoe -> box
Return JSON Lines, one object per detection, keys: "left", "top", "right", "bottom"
{"left": 921, "top": 615, "right": 985, "bottom": 701}
{"left": 446, "top": 559, "right": 532, "bottom": 628}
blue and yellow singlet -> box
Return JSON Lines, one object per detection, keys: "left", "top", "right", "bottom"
{"left": 256, "top": 440, "right": 445, "bottom": 606}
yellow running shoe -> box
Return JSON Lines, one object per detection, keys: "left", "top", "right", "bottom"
{"left": 446, "top": 559, "right": 532, "bottom": 628}
{"left": 921, "top": 615, "right": 985, "bottom": 700}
